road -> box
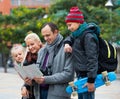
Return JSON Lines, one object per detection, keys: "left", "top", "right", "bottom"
{"left": 0, "top": 67, "right": 120, "bottom": 99}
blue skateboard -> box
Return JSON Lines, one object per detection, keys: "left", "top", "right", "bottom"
{"left": 66, "top": 71, "right": 116, "bottom": 95}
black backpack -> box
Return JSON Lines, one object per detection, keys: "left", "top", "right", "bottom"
{"left": 80, "top": 31, "right": 118, "bottom": 73}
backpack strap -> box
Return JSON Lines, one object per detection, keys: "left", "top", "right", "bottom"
{"left": 113, "top": 46, "right": 117, "bottom": 59}
{"left": 104, "top": 40, "right": 111, "bottom": 58}
{"left": 104, "top": 40, "right": 117, "bottom": 59}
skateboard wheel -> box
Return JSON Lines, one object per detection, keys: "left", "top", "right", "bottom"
{"left": 102, "top": 71, "right": 108, "bottom": 76}
{"left": 72, "top": 92, "right": 78, "bottom": 97}
{"left": 69, "top": 82, "right": 74, "bottom": 86}
{"left": 102, "top": 71, "right": 111, "bottom": 86}
{"left": 69, "top": 81, "right": 78, "bottom": 93}
{"left": 105, "top": 81, "right": 111, "bottom": 86}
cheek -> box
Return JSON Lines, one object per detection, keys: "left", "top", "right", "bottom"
{"left": 14, "top": 57, "right": 17, "bottom": 60}
{"left": 72, "top": 26, "right": 78, "bottom": 31}
{"left": 20, "top": 55, "right": 24, "bottom": 59}
{"left": 34, "top": 45, "right": 40, "bottom": 51}
{"left": 44, "top": 37, "right": 47, "bottom": 41}
{"left": 75, "top": 26, "right": 79, "bottom": 30}
{"left": 46, "top": 37, "right": 51, "bottom": 43}
{"left": 51, "top": 36, "right": 55, "bottom": 42}
{"left": 68, "top": 26, "right": 71, "bottom": 30}
{"left": 15, "top": 57, "right": 19, "bottom": 61}
{"left": 69, "top": 26, "right": 74, "bottom": 31}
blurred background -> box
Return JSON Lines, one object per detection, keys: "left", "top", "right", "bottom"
{"left": 0, "top": 0, "right": 120, "bottom": 73}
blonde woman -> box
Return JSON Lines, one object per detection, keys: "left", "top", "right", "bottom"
{"left": 22, "top": 32, "right": 43, "bottom": 99}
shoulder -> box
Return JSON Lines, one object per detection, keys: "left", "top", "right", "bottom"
{"left": 38, "top": 47, "right": 46, "bottom": 56}
{"left": 83, "top": 30, "right": 98, "bottom": 41}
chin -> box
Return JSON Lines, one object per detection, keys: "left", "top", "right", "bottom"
{"left": 46, "top": 42, "right": 50, "bottom": 44}
{"left": 31, "top": 51, "right": 36, "bottom": 54}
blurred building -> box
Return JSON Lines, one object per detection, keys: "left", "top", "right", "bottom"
{"left": 0, "top": 0, "right": 50, "bottom": 15}
{"left": 0, "top": 0, "right": 11, "bottom": 15}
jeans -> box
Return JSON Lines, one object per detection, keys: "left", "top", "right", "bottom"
{"left": 40, "top": 87, "right": 48, "bottom": 99}
{"left": 78, "top": 91, "right": 95, "bottom": 99}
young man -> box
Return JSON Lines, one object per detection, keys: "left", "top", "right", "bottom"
{"left": 33, "top": 22, "right": 74, "bottom": 99}
{"left": 64, "top": 6, "right": 100, "bottom": 99}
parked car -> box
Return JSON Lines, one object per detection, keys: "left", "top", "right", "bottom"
{"left": 7, "top": 57, "right": 14, "bottom": 67}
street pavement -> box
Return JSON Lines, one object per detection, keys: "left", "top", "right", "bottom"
{"left": 0, "top": 67, "right": 23, "bottom": 99}
{"left": 0, "top": 67, "right": 120, "bottom": 99}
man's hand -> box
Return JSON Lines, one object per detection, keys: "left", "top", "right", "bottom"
{"left": 34, "top": 76, "right": 45, "bottom": 84}
{"left": 64, "top": 44, "right": 72, "bottom": 53}
{"left": 83, "top": 82, "right": 95, "bottom": 92}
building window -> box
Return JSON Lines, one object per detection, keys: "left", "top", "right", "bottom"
{"left": 10, "top": 0, "right": 50, "bottom": 7}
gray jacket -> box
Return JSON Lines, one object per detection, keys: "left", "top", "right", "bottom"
{"left": 34, "top": 34, "right": 74, "bottom": 99}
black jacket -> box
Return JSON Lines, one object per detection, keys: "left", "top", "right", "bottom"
{"left": 64, "top": 23, "right": 99, "bottom": 83}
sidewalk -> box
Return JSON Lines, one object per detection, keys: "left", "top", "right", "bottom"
{"left": 0, "top": 67, "right": 120, "bottom": 99}
{"left": 0, "top": 67, "right": 23, "bottom": 99}
{"left": 95, "top": 80, "right": 120, "bottom": 99}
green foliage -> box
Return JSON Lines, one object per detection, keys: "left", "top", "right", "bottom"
{"left": 0, "top": 14, "right": 5, "bottom": 23}
{"left": 48, "top": 0, "right": 120, "bottom": 42}
{"left": 0, "top": 1, "right": 120, "bottom": 53}
{"left": 0, "top": 6, "right": 46, "bottom": 53}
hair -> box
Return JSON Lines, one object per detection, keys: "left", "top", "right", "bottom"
{"left": 24, "top": 32, "right": 41, "bottom": 43}
{"left": 42, "top": 22, "right": 59, "bottom": 33}
{"left": 11, "top": 44, "right": 26, "bottom": 60}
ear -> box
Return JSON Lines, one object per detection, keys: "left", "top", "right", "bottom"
{"left": 38, "top": 41, "right": 43, "bottom": 48}
{"left": 38, "top": 41, "right": 41, "bottom": 45}
{"left": 54, "top": 30, "right": 58, "bottom": 35}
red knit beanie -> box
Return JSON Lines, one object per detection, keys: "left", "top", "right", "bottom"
{"left": 65, "top": 6, "right": 84, "bottom": 24}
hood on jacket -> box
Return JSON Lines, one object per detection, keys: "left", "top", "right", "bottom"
{"left": 86, "top": 23, "right": 101, "bottom": 36}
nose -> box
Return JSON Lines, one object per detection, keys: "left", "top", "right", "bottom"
{"left": 68, "top": 26, "right": 70, "bottom": 30}
{"left": 44, "top": 36, "right": 48, "bottom": 41}
{"left": 28, "top": 45, "right": 32, "bottom": 50}
{"left": 17, "top": 55, "right": 21, "bottom": 59}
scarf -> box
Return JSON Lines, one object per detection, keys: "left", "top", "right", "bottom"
{"left": 42, "top": 33, "right": 63, "bottom": 74}
{"left": 72, "top": 22, "right": 100, "bottom": 38}
{"left": 72, "top": 22, "right": 88, "bottom": 38}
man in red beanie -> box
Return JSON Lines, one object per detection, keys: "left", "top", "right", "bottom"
{"left": 64, "top": 6, "right": 100, "bottom": 99}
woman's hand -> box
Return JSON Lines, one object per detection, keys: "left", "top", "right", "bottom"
{"left": 24, "top": 77, "right": 32, "bottom": 85}
{"left": 21, "top": 86, "right": 29, "bottom": 97}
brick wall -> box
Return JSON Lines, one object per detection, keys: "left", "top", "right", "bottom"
{"left": 0, "top": 0, "right": 50, "bottom": 15}
{"left": 0, "top": 0, "right": 11, "bottom": 15}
